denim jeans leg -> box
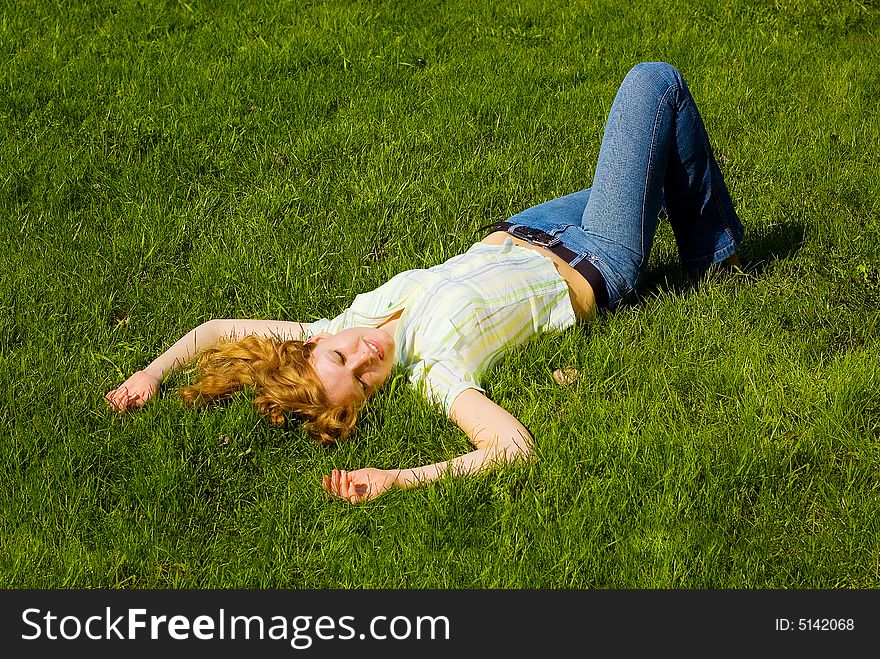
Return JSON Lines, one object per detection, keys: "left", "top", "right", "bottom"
{"left": 505, "top": 188, "right": 591, "bottom": 228}
{"left": 582, "top": 62, "right": 744, "bottom": 300}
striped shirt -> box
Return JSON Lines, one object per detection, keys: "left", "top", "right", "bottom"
{"left": 306, "top": 238, "right": 576, "bottom": 414}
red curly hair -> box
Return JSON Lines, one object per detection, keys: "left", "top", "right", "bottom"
{"left": 178, "top": 334, "right": 358, "bottom": 443}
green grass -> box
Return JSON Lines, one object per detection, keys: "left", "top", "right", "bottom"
{"left": 1, "top": 0, "right": 879, "bottom": 588}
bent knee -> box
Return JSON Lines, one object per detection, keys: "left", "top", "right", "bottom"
{"left": 627, "top": 61, "right": 682, "bottom": 84}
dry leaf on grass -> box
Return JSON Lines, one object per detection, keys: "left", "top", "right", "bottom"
{"left": 552, "top": 366, "right": 580, "bottom": 386}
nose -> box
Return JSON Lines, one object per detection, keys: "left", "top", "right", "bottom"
{"left": 347, "top": 342, "right": 373, "bottom": 371}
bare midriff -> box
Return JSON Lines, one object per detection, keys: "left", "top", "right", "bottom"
{"left": 481, "top": 230, "right": 597, "bottom": 321}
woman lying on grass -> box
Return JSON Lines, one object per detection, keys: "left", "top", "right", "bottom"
{"left": 106, "top": 62, "right": 744, "bottom": 503}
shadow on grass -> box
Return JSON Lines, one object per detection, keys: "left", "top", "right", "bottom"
{"left": 633, "top": 219, "right": 807, "bottom": 303}
{"left": 740, "top": 219, "right": 808, "bottom": 274}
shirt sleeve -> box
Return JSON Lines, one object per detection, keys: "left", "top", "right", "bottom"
{"left": 303, "top": 295, "right": 382, "bottom": 340}
{"left": 408, "top": 356, "right": 486, "bottom": 416}
{"left": 304, "top": 277, "right": 407, "bottom": 340}
{"left": 304, "top": 314, "right": 344, "bottom": 339}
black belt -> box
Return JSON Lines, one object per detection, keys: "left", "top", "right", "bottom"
{"left": 486, "top": 221, "right": 609, "bottom": 311}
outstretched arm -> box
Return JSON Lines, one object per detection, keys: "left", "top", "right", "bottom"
{"left": 106, "top": 318, "right": 311, "bottom": 411}
{"left": 322, "top": 388, "right": 534, "bottom": 502}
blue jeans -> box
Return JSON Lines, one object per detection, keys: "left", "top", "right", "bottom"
{"left": 503, "top": 62, "right": 744, "bottom": 310}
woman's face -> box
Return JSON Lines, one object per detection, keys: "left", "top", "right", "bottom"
{"left": 306, "top": 326, "right": 395, "bottom": 406}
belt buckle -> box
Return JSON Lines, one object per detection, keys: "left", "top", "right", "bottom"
{"left": 509, "top": 225, "right": 561, "bottom": 249}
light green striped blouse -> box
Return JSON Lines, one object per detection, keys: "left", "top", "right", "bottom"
{"left": 307, "top": 238, "right": 576, "bottom": 415}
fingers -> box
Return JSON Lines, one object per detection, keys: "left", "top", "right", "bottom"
{"left": 106, "top": 385, "right": 144, "bottom": 412}
{"left": 105, "top": 385, "right": 125, "bottom": 402}
{"left": 106, "top": 386, "right": 131, "bottom": 411}
{"left": 322, "top": 469, "right": 365, "bottom": 503}
{"left": 323, "top": 469, "right": 342, "bottom": 498}
{"left": 340, "top": 470, "right": 354, "bottom": 502}
{"left": 326, "top": 469, "right": 344, "bottom": 499}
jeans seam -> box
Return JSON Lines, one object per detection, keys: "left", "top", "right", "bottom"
{"left": 686, "top": 93, "right": 736, "bottom": 239}
{"left": 643, "top": 82, "right": 676, "bottom": 272}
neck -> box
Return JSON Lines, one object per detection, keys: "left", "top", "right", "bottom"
{"left": 377, "top": 311, "right": 402, "bottom": 336}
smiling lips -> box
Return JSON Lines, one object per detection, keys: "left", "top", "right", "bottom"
{"left": 364, "top": 338, "right": 384, "bottom": 362}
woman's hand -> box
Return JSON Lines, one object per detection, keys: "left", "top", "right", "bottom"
{"left": 322, "top": 468, "right": 396, "bottom": 503}
{"left": 106, "top": 370, "right": 161, "bottom": 412}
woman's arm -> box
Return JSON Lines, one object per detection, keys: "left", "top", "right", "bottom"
{"left": 322, "top": 388, "right": 534, "bottom": 502}
{"left": 141, "top": 318, "right": 311, "bottom": 382}
{"left": 106, "top": 318, "right": 311, "bottom": 411}
{"left": 400, "top": 388, "right": 534, "bottom": 484}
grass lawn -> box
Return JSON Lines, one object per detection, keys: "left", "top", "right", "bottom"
{"left": 1, "top": 0, "right": 879, "bottom": 588}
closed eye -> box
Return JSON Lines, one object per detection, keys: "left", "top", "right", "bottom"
{"left": 335, "top": 351, "right": 366, "bottom": 394}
